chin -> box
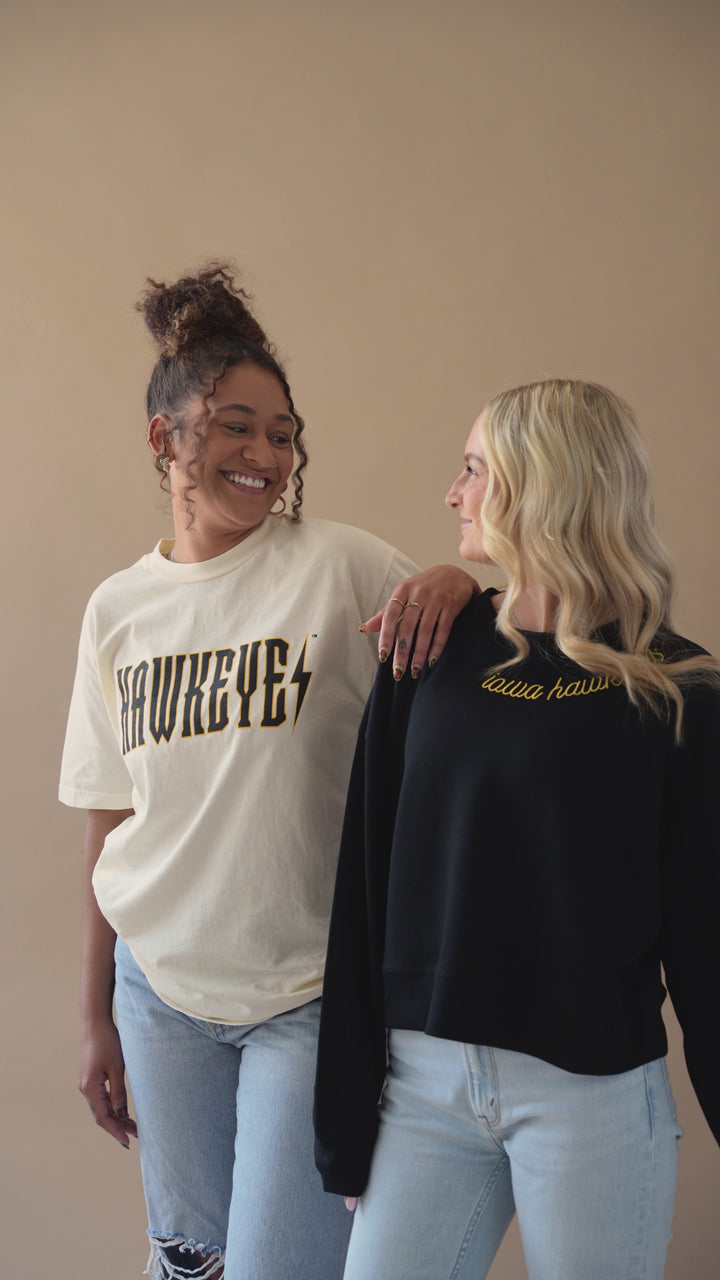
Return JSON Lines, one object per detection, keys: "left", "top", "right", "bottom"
{"left": 459, "top": 540, "right": 485, "bottom": 564}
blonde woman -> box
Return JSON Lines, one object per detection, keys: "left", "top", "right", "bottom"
{"left": 314, "top": 381, "right": 720, "bottom": 1280}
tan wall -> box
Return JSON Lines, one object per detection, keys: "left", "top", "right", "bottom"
{"left": 2, "top": 1, "right": 718, "bottom": 1276}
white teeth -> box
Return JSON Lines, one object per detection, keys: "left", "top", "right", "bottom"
{"left": 224, "top": 471, "right": 267, "bottom": 489}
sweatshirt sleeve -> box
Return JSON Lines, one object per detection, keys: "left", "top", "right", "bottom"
{"left": 660, "top": 681, "right": 720, "bottom": 1146}
{"left": 314, "top": 658, "right": 418, "bottom": 1195}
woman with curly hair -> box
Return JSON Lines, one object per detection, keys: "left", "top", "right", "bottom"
{"left": 59, "top": 264, "right": 476, "bottom": 1280}
{"left": 315, "top": 380, "right": 720, "bottom": 1280}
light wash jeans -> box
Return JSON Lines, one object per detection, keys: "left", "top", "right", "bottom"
{"left": 343, "top": 1029, "right": 683, "bottom": 1280}
{"left": 113, "top": 938, "right": 351, "bottom": 1280}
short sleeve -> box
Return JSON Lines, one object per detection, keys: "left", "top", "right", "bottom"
{"left": 371, "top": 551, "right": 421, "bottom": 616}
{"left": 58, "top": 598, "right": 133, "bottom": 809}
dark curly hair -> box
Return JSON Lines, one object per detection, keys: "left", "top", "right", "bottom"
{"left": 137, "top": 262, "right": 307, "bottom": 522}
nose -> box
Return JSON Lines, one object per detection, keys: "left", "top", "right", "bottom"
{"left": 241, "top": 437, "right": 278, "bottom": 470}
{"left": 445, "top": 475, "right": 463, "bottom": 509}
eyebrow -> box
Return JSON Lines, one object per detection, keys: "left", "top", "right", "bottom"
{"left": 464, "top": 452, "right": 485, "bottom": 464}
{"left": 214, "top": 402, "right": 295, "bottom": 424}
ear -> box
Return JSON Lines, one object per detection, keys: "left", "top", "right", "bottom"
{"left": 147, "top": 414, "right": 175, "bottom": 460}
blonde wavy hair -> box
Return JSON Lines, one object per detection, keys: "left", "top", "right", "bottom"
{"left": 480, "top": 379, "right": 718, "bottom": 737}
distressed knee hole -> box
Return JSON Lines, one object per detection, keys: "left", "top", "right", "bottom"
{"left": 146, "top": 1233, "right": 225, "bottom": 1279}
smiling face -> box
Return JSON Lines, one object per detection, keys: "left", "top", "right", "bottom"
{"left": 157, "top": 362, "right": 296, "bottom": 556}
{"left": 444, "top": 409, "right": 494, "bottom": 564}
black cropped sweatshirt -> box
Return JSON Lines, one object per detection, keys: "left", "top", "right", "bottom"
{"left": 314, "top": 590, "right": 720, "bottom": 1195}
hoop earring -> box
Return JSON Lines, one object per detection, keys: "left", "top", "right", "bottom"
{"left": 271, "top": 495, "right": 287, "bottom": 516}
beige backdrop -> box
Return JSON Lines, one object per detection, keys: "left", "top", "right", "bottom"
{"left": 2, "top": 1, "right": 718, "bottom": 1277}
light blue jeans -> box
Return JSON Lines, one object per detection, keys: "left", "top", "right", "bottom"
{"left": 343, "top": 1030, "right": 683, "bottom": 1280}
{"left": 113, "top": 938, "right": 351, "bottom": 1280}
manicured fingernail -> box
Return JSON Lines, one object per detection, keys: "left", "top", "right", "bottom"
{"left": 429, "top": 655, "right": 437, "bottom": 668}
{"left": 411, "top": 665, "right": 420, "bottom": 679}
{"left": 393, "top": 667, "right": 403, "bottom": 681}
{"left": 358, "top": 624, "right": 367, "bottom": 633}
{"left": 121, "top": 1142, "right": 130, "bottom": 1150}
{"left": 379, "top": 648, "right": 388, "bottom": 662}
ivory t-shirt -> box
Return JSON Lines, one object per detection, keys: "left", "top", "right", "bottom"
{"left": 60, "top": 516, "right": 417, "bottom": 1023}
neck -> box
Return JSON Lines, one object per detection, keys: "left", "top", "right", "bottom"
{"left": 494, "top": 582, "right": 559, "bottom": 632}
{"left": 170, "top": 516, "right": 266, "bottom": 563}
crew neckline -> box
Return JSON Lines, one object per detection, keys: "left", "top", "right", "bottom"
{"left": 482, "top": 588, "right": 620, "bottom": 644}
{"left": 147, "top": 516, "right": 277, "bottom": 582}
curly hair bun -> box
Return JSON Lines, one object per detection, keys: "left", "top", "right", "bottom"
{"left": 136, "top": 262, "right": 272, "bottom": 360}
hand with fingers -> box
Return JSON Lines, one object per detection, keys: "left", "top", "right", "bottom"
{"left": 361, "top": 565, "right": 479, "bottom": 678}
{"left": 79, "top": 1016, "right": 138, "bottom": 1149}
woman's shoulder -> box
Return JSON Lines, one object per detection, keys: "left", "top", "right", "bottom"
{"left": 292, "top": 516, "right": 401, "bottom": 556}
{"left": 285, "top": 516, "right": 417, "bottom": 578}
{"left": 652, "top": 625, "right": 720, "bottom": 731}
{"left": 465, "top": 586, "right": 503, "bottom": 629}
{"left": 79, "top": 549, "right": 159, "bottom": 622}
{"left": 652, "top": 624, "right": 713, "bottom": 663}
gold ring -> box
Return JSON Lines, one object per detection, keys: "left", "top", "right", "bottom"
{"left": 389, "top": 596, "right": 407, "bottom": 609}
{"left": 405, "top": 600, "right": 423, "bottom": 611}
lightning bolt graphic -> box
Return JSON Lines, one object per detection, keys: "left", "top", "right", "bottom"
{"left": 290, "top": 636, "right": 313, "bottom": 728}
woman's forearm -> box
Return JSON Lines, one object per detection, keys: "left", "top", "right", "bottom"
{"left": 80, "top": 808, "right": 133, "bottom": 1024}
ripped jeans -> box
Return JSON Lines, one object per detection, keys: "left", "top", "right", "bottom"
{"left": 114, "top": 938, "right": 350, "bottom": 1280}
